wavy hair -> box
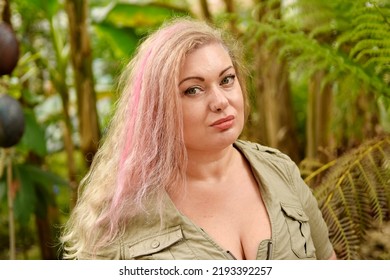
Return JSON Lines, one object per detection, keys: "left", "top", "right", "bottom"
{"left": 60, "top": 17, "right": 249, "bottom": 259}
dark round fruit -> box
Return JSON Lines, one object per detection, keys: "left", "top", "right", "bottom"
{"left": 0, "top": 22, "right": 20, "bottom": 76}
{"left": 0, "top": 93, "right": 25, "bottom": 148}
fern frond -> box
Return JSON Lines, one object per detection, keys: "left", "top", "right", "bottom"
{"left": 350, "top": 40, "right": 390, "bottom": 60}
{"left": 246, "top": 20, "right": 390, "bottom": 97}
{"left": 340, "top": 1, "right": 390, "bottom": 84}
{"left": 245, "top": 0, "right": 390, "bottom": 100}
{"left": 306, "top": 136, "right": 390, "bottom": 259}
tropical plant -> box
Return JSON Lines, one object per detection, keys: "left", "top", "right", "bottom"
{"left": 240, "top": 0, "right": 390, "bottom": 259}
{"left": 1, "top": 0, "right": 389, "bottom": 260}
{"left": 0, "top": 0, "right": 191, "bottom": 259}
{"left": 306, "top": 136, "right": 390, "bottom": 259}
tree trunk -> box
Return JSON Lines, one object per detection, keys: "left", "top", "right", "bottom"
{"left": 199, "top": 0, "right": 212, "bottom": 22}
{"left": 253, "top": 0, "right": 301, "bottom": 163}
{"left": 65, "top": 0, "right": 100, "bottom": 169}
{"left": 27, "top": 152, "right": 59, "bottom": 259}
{"left": 47, "top": 17, "right": 79, "bottom": 208}
{"left": 35, "top": 213, "right": 56, "bottom": 259}
{"left": 255, "top": 47, "right": 301, "bottom": 163}
{"left": 339, "top": 89, "right": 382, "bottom": 152}
{"left": 59, "top": 92, "right": 78, "bottom": 207}
{"left": 223, "top": 0, "right": 238, "bottom": 34}
{"left": 1, "top": 0, "right": 11, "bottom": 24}
{"left": 306, "top": 71, "right": 333, "bottom": 163}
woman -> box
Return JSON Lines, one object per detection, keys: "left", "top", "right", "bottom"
{"left": 61, "top": 17, "right": 337, "bottom": 260}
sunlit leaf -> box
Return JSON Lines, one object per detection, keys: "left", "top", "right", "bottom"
{"left": 92, "top": 2, "right": 189, "bottom": 29}
{"left": 29, "top": 0, "right": 59, "bottom": 18}
{"left": 93, "top": 23, "right": 140, "bottom": 59}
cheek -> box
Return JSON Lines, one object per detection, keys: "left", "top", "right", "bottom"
{"left": 233, "top": 88, "right": 245, "bottom": 115}
{"left": 181, "top": 101, "right": 201, "bottom": 132}
{"left": 181, "top": 101, "right": 191, "bottom": 127}
{"left": 233, "top": 90, "right": 246, "bottom": 129}
{"left": 181, "top": 107, "right": 199, "bottom": 146}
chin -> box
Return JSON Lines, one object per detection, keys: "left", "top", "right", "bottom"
{"left": 185, "top": 136, "right": 237, "bottom": 152}
{"left": 185, "top": 126, "right": 243, "bottom": 151}
{"left": 213, "top": 131, "right": 241, "bottom": 148}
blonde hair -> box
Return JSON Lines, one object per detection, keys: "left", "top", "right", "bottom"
{"left": 60, "top": 17, "right": 249, "bottom": 259}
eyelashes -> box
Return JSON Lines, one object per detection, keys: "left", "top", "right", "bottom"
{"left": 183, "top": 74, "right": 236, "bottom": 96}
{"left": 220, "top": 74, "right": 236, "bottom": 86}
{"left": 184, "top": 86, "right": 203, "bottom": 96}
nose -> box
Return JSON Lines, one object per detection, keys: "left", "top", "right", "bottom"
{"left": 209, "top": 87, "right": 229, "bottom": 112}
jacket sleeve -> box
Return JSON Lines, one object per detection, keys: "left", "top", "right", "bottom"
{"left": 288, "top": 161, "right": 335, "bottom": 259}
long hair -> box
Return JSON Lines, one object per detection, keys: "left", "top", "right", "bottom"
{"left": 60, "top": 17, "right": 249, "bottom": 259}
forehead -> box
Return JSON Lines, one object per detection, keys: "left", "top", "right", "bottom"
{"left": 180, "top": 43, "right": 232, "bottom": 76}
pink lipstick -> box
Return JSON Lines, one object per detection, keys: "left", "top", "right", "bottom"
{"left": 211, "top": 115, "right": 235, "bottom": 130}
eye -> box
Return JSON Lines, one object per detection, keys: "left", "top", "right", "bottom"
{"left": 184, "top": 86, "right": 203, "bottom": 96}
{"left": 220, "top": 74, "right": 236, "bottom": 86}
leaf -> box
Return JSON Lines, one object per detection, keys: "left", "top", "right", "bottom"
{"left": 13, "top": 164, "right": 37, "bottom": 226}
{"left": 0, "top": 180, "right": 6, "bottom": 202}
{"left": 92, "top": 2, "right": 189, "bottom": 29}
{"left": 93, "top": 23, "right": 140, "bottom": 59}
{"left": 17, "top": 108, "right": 47, "bottom": 157}
{"left": 20, "top": 164, "right": 68, "bottom": 188}
{"left": 29, "top": 0, "right": 60, "bottom": 18}
{"left": 306, "top": 136, "right": 390, "bottom": 259}
{"left": 11, "top": 163, "right": 68, "bottom": 225}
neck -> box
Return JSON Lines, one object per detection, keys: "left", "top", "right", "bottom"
{"left": 185, "top": 144, "right": 238, "bottom": 183}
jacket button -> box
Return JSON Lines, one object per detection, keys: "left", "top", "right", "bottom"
{"left": 151, "top": 240, "right": 160, "bottom": 249}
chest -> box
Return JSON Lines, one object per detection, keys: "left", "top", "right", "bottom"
{"left": 172, "top": 167, "right": 271, "bottom": 259}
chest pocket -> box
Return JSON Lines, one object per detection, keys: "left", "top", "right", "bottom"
{"left": 281, "top": 203, "right": 316, "bottom": 259}
{"left": 125, "top": 225, "right": 196, "bottom": 260}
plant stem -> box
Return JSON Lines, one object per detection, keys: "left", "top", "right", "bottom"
{"left": 5, "top": 148, "right": 16, "bottom": 259}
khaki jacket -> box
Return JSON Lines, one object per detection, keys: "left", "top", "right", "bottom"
{"left": 79, "top": 140, "right": 334, "bottom": 260}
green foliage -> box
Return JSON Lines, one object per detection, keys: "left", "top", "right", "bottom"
{"left": 1, "top": 0, "right": 194, "bottom": 259}
{"left": 28, "top": 0, "right": 59, "bottom": 18}
{"left": 3, "top": 0, "right": 389, "bottom": 260}
{"left": 90, "top": 1, "right": 193, "bottom": 127}
{"left": 242, "top": 0, "right": 390, "bottom": 259}
{"left": 305, "top": 136, "right": 390, "bottom": 259}
{"left": 336, "top": 0, "right": 390, "bottom": 87}
{"left": 94, "top": 2, "right": 189, "bottom": 28}
{"left": 91, "top": 1, "right": 190, "bottom": 60}
{"left": 18, "top": 109, "right": 47, "bottom": 157}
{"left": 0, "top": 163, "right": 69, "bottom": 226}
{"left": 93, "top": 23, "right": 140, "bottom": 59}
{"left": 245, "top": 0, "right": 390, "bottom": 98}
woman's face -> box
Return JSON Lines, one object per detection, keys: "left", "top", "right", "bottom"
{"left": 178, "top": 43, "right": 245, "bottom": 153}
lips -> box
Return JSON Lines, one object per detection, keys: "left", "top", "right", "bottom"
{"left": 210, "top": 115, "right": 235, "bottom": 130}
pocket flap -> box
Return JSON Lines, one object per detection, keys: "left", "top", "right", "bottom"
{"left": 281, "top": 203, "right": 309, "bottom": 222}
{"left": 127, "top": 225, "right": 184, "bottom": 258}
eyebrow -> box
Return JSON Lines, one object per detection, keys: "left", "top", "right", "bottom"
{"left": 178, "top": 65, "right": 233, "bottom": 86}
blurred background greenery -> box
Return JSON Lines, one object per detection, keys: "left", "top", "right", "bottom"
{"left": 0, "top": 0, "right": 389, "bottom": 260}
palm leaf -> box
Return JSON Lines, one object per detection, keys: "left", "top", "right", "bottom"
{"left": 305, "top": 136, "right": 390, "bottom": 259}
